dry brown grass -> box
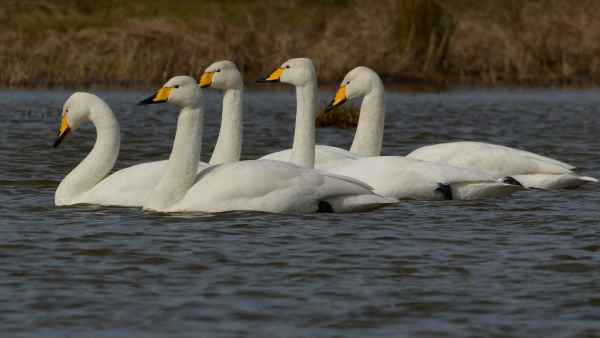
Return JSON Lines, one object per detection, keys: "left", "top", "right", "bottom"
{"left": 2, "top": 0, "right": 600, "bottom": 88}
{"left": 447, "top": 0, "right": 600, "bottom": 85}
{"left": 0, "top": 0, "right": 451, "bottom": 88}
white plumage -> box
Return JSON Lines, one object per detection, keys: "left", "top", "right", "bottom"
{"left": 407, "top": 141, "right": 597, "bottom": 189}
{"left": 53, "top": 92, "right": 209, "bottom": 207}
{"left": 259, "top": 62, "right": 522, "bottom": 200}
{"left": 140, "top": 74, "right": 393, "bottom": 213}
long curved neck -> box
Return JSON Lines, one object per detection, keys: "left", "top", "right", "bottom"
{"left": 145, "top": 106, "right": 204, "bottom": 211}
{"left": 350, "top": 85, "right": 385, "bottom": 157}
{"left": 292, "top": 82, "right": 317, "bottom": 168}
{"left": 55, "top": 106, "right": 120, "bottom": 204}
{"left": 209, "top": 87, "right": 243, "bottom": 165}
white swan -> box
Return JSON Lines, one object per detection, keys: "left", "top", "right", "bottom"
{"left": 54, "top": 70, "right": 250, "bottom": 209}
{"left": 52, "top": 92, "right": 210, "bottom": 207}
{"left": 53, "top": 63, "right": 255, "bottom": 208}
{"left": 323, "top": 66, "right": 597, "bottom": 190}
{"left": 138, "top": 75, "right": 394, "bottom": 213}
{"left": 258, "top": 59, "right": 522, "bottom": 200}
{"left": 259, "top": 68, "right": 382, "bottom": 166}
{"left": 407, "top": 142, "right": 597, "bottom": 190}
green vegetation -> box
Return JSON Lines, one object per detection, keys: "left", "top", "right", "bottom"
{"left": 1, "top": 0, "right": 599, "bottom": 88}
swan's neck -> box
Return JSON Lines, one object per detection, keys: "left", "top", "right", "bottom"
{"left": 145, "top": 106, "right": 204, "bottom": 210}
{"left": 55, "top": 107, "right": 120, "bottom": 204}
{"left": 350, "top": 86, "right": 385, "bottom": 157}
{"left": 292, "top": 82, "right": 317, "bottom": 168}
{"left": 209, "top": 88, "right": 243, "bottom": 165}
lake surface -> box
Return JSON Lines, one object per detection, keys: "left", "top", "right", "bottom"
{"left": 1, "top": 88, "right": 599, "bottom": 338}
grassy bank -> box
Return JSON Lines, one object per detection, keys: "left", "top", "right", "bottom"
{"left": 2, "top": 0, "right": 600, "bottom": 88}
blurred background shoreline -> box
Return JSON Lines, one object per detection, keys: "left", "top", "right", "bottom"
{"left": 2, "top": 0, "right": 600, "bottom": 90}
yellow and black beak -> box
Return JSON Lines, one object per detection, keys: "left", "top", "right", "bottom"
{"left": 138, "top": 87, "right": 172, "bottom": 105}
{"left": 324, "top": 85, "right": 347, "bottom": 112}
{"left": 199, "top": 72, "right": 214, "bottom": 88}
{"left": 53, "top": 114, "right": 71, "bottom": 148}
{"left": 256, "top": 67, "right": 284, "bottom": 83}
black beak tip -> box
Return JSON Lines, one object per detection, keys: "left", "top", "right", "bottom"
{"left": 53, "top": 135, "right": 64, "bottom": 148}
{"left": 138, "top": 93, "right": 159, "bottom": 105}
{"left": 52, "top": 127, "right": 70, "bottom": 148}
{"left": 324, "top": 102, "right": 335, "bottom": 113}
{"left": 256, "top": 77, "right": 278, "bottom": 83}
{"left": 138, "top": 98, "right": 153, "bottom": 106}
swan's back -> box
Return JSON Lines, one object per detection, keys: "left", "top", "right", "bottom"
{"left": 407, "top": 141, "right": 574, "bottom": 177}
{"left": 323, "top": 156, "right": 523, "bottom": 200}
{"left": 84, "top": 160, "right": 211, "bottom": 207}
{"left": 260, "top": 145, "right": 363, "bottom": 169}
{"left": 172, "top": 160, "right": 389, "bottom": 213}
{"left": 331, "top": 155, "right": 491, "bottom": 183}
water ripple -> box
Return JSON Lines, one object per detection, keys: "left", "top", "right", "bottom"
{"left": 1, "top": 89, "right": 599, "bottom": 338}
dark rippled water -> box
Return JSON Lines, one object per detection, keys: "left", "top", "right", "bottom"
{"left": 1, "top": 88, "right": 599, "bottom": 338}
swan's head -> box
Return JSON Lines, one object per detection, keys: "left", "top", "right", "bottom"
{"left": 53, "top": 92, "right": 109, "bottom": 147}
{"left": 325, "top": 66, "right": 383, "bottom": 112}
{"left": 138, "top": 75, "right": 201, "bottom": 108}
{"left": 257, "top": 58, "right": 316, "bottom": 87}
{"left": 199, "top": 60, "right": 243, "bottom": 90}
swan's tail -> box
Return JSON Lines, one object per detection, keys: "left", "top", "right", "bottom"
{"left": 512, "top": 174, "right": 597, "bottom": 190}
{"left": 451, "top": 182, "right": 524, "bottom": 200}
{"left": 325, "top": 194, "right": 397, "bottom": 213}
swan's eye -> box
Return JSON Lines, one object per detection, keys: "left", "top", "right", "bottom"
{"left": 216, "top": 69, "right": 221, "bottom": 73}
{"left": 173, "top": 85, "right": 180, "bottom": 89}
{"left": 285, "top": 65, "right": 290, "bottom": 69}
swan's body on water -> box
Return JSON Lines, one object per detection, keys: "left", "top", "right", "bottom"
{"left": 52, "top": 92, "right": 216, "bottom": 207}
{"left": 138, "top": 74, "right": 393, "bottom": 213}
{"left": 172, "top": 159, "right": 391, "bottom": 213}
{"left": 259, "top": 62, "right": 522, "bottom": 200}
{"left": 318, "top": 64, "right": 595, "bottom": 190}
{"left": 53, "top": 63, "right": 255, "bottom": 208}
{"left": 266, "top": 62, "right": 595, "bottom": 191}
{"left": 324, "top": 157, "right": 520, "bottom": 200}
{"left": 52, "top": 92, "right": 208, "bottom": 207}
{"left": 407, "top": 141, "right": 597, "bottom": 189}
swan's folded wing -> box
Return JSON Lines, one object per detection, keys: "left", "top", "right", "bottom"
{"left": 407, "top": 141, "right": 574, "bottom": 177}
{"left": 314, "top": 169, "right": 374, "bottom": 191}
{"left": 84, "top": 160, "right": 168, "bottom": 206}
{"left": 324, "top": 156, "right": 502, "bottom": 199}
{"left": 172, "top": 160, "right": 389, "bottom": 213}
